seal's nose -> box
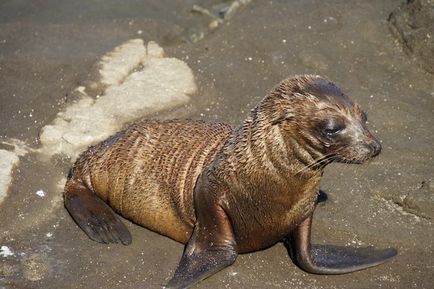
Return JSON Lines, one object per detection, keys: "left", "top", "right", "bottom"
{"left": 369, "top": 139, "right": 382, "bottom": 157}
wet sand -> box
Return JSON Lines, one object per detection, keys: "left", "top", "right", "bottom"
{"left": 1, "top": 1, "right": 433, "bottom": 288}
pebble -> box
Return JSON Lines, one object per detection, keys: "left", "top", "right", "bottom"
{"left": 0, "top": 245, "right": 14, "bottom": 257}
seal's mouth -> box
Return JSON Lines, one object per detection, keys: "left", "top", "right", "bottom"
{"left": 327, "top": 137, "right": 382, "bottom": 165}
{"left": 332, "top": 144, "right": 381, "bottom": 164}
{"left": 334, "top": 157, "right": 367, "bottom": 165}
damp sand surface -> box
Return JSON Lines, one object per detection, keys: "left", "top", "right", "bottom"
{"left": 0, "top": 1, "right": 433, "bottom": 289}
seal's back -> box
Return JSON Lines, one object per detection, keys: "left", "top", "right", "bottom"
{"left": 66, "top": 119, "right": 232, "bottom": 243}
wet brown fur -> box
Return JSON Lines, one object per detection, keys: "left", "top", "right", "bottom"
{"left": 65, "top": 75, "right": 376, "bottom": 252}
{"left": 66, "top": 120, "right": 232, "bottom": 243}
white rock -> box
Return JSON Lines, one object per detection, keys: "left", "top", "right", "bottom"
{"left": 39, "top": 40, "right": 197, "bottom": 159}
{"left": 146, "top": 41, "right": 165, "bottom": 58}
{"left": 99, "top": 57, "right": 195, "bottom": 123}
{"left": 35, "top": 190, "right": 46, "bottom": 197}
{"left": 0, "top": 150, "right": 19, "bottom": 204}
{"left": 99, "top": 39, "right": 147, "bottom": 87}
{"left": 0, "top": 245, "right": 14, "bottom": 257}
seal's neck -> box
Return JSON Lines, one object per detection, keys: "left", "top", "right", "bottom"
{"left": 217, "top": 101, "right": 323, "bottom": 181}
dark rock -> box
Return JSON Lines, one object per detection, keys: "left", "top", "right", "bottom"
{"left": 388, "top": 0, "right": 434, "bottom": 73}
{"left": 380, "top": 179, "right": 434, "bottom": 220}
{"left": 402, "top": 180, "right": 434, "bottom": 220}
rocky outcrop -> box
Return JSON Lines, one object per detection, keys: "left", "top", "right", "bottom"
{"left": 389, "top": 0, "right": 434, "bottom": 73}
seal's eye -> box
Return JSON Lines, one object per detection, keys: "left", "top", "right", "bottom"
{"left": 321, "top": 119, "right": 345, "bottom": 137}
{"left": 324, "top": 127, "right": 342, "bottom": 136}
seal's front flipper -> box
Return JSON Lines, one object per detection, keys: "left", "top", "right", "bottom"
{"left": 304, "top": 245, "right": 397, "bottom": 274}
{"left": 285, "top": 214, "right": 397, "bottom": 274}
{"left": 165, "top": 174, "right": 238, "bottom": 289}
{"left": 64, "top": 180, "right": 132, "bottom": 245}
{"left": 165, "top": 240, "right": 237, "bottom": 289}
{"left": 165, "top": 213, "right": 238, "bottom": 289}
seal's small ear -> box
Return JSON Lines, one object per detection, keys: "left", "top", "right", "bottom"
{"left": 272, "top": 112, "right": 294, "bottom": 125}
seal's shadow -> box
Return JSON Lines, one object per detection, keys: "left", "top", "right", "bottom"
{"left": 316, "top": 190, "right": 328, "bottom": 205}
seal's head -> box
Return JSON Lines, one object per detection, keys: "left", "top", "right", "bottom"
{"left": 268, "top": 75, "right": 381, "bottom": 166}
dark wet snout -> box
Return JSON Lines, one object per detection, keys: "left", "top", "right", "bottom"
{"left": 343, "top": 126, "right": 383, "bottom": 164}
{"left": 367, "top": 138, "right": 381, "bottom": 157}
{"left": 364, "top": 133, "right": 381, "bottom": 159}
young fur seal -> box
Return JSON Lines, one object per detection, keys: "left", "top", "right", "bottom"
{"left": 64, "top": 75, "right": 397, "bottom": 288}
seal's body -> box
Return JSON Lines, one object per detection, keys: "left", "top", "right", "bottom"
{"left": 65, "top": 75, "right": 397, "bottom": 289}
{"left": 67, "top": 120, "right": 232, "bottom": 243}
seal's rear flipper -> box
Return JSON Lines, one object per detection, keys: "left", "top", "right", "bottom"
{"left": 64, "top": 180, "right": 132, "bottom": 245}
{"left": 285, "top": 214, "right": 397, "bottom": 274}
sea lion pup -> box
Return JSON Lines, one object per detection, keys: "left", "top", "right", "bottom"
{"left": 64, "top": 75, "right": 397, "bottom": 289}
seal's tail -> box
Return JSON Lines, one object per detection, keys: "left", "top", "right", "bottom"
{"left": 64, "top": 179, "right": 132, "bottom": 245}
